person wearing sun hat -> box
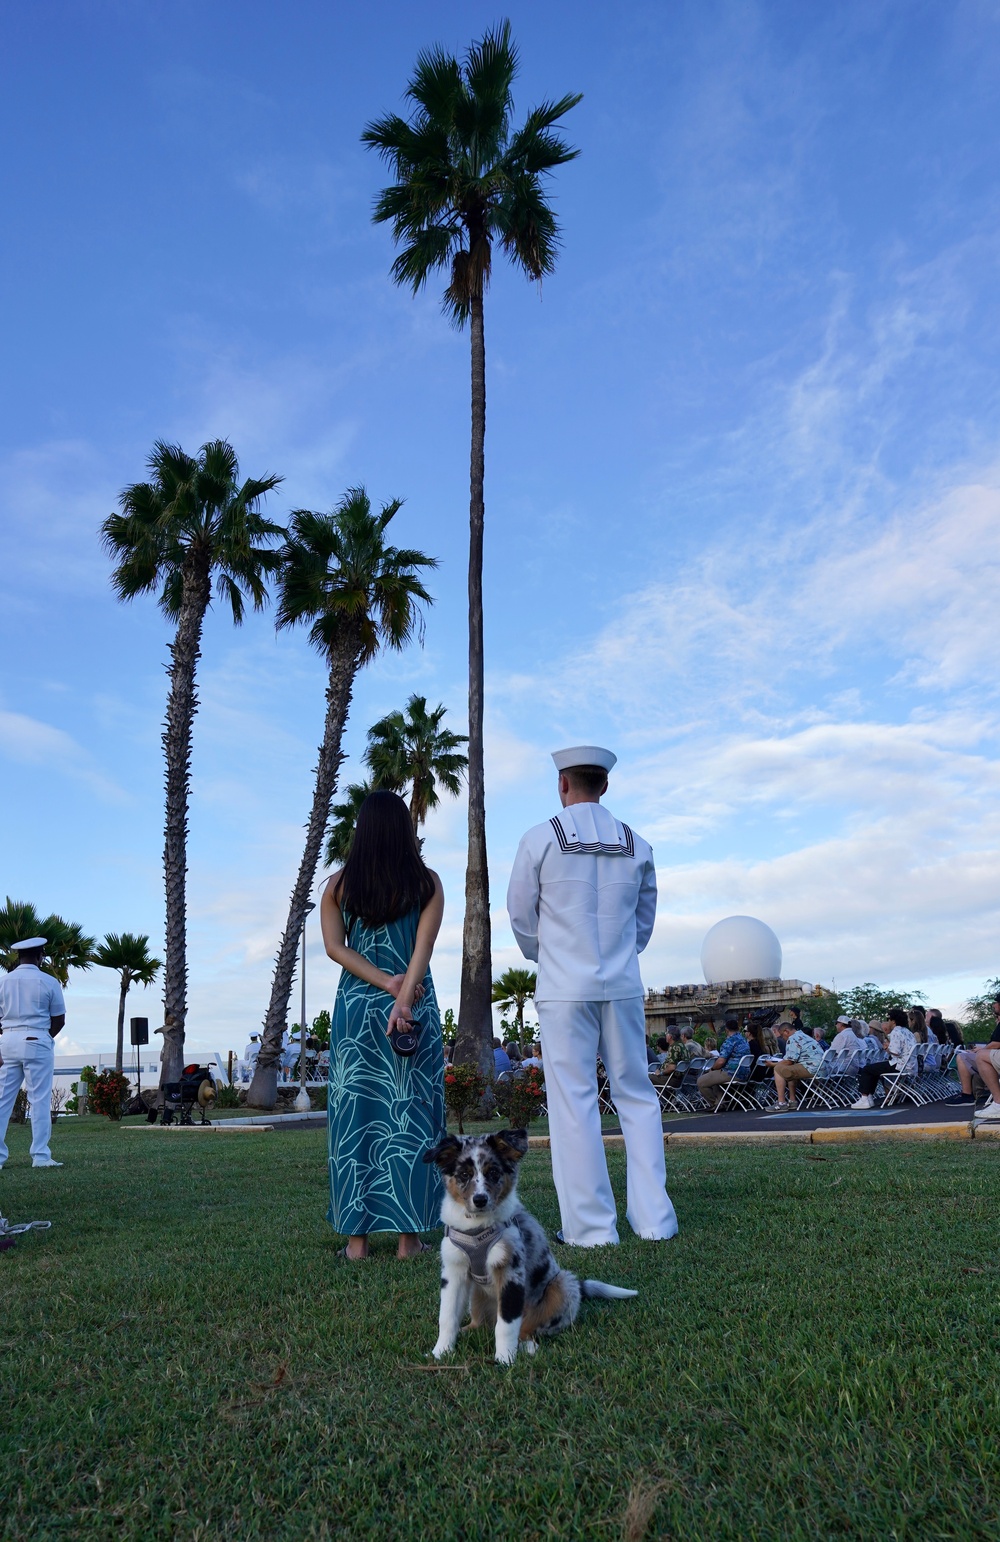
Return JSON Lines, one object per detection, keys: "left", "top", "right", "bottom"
{"left": 506, "top": 745, "right": 677, "bottom": 1249}
{"left": 0, "top": 938, "right": 66, "bottom": 1169}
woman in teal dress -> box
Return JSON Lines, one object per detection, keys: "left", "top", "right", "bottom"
{"left": 320, "top": 790, "right": 445, "bottom": 1260}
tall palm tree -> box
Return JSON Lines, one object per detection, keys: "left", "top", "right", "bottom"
{"left": 92, "top": 933, "right": 163, "bottom": 1074}
{"left": 101, "top": 440, "right": 283, "bottom": 1086}
{"left": 364, "top": 694, "right": 468, "bottom": 831}
{"left": 247, "top": 487, "right": 437, "bottom": 1109}
{"left": 325, "top": 780, "right": 381, "bottom": 866}
{"left": 491, "top": 966, "right": 537, "bottom": 1044}
{"left": 363, "top": 22, "right": 581, "bottom": 1079}
{"left": 0, "top": 898, "right": 95, "bottom": 985}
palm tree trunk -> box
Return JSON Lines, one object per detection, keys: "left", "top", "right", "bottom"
{"left": 408, "top": 785, "right": 420, "bottom": 831}
{"left": 115, "top": 976, "right": 128, "bottom": 1075}
{"left": 247, "top": 644, "right": 359, "bottom": 1108}
{"left": 161, "top": 553, "right": 210, "bottom": 1088}
{"left": 456, "top": 293, "right": 494, "bottom": 1082}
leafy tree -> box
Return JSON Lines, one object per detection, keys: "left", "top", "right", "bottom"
{"left": 0, "top": 898, "right": 95, "bottom": 985}
{"left": 491, "top": 966, "right": 537, "bottom": 1043}
{"left": 101, "top": 440, "right": 282, "bottom": 1084}
{"left": 247, "top": 488, "right": 436, "bottom": 1108}
{"left": 324, "top": 780, "right": 380, "bottom": 866}
{"left": 364, "top": 694, "right": 467, "bottom": 831}
{"left": 963, "top": 977, "right": 1000, "bottom": 1038}
{"left": 363, "top": 22, "right": 581, "bottom": 1080}
{"left": 792, "top": 991, "right": 842, "bottom": 1033}
{"left": 839, "top": 983, "right": 926, "bottom": 1022}
{"left": 92, "top": 933, "right": 162, "bottom": 1074}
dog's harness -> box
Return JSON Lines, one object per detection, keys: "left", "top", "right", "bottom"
{"left": 445, "top": 1221, "right": 506, "bottom": 1284}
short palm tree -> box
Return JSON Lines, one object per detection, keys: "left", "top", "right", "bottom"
{"left": 491, "top": 966, "right": 537, "bottom": 1044}
{"left": 101, "top": 440, "right": 283, "bottom": 1085}
{"left": 0, "top": 898, "right": 95, "bottom": 984}
{"left": 93, "top": 933, "right": 163, "bottom": 1073}
{"left": 363, "top": 23, "right": 580, "bottom": 1080}
{"left": 364, "top": 694, "right": 468, "bottom": 831}
{"left": 247, "top": 487, "right": 437, "bottom": 1108}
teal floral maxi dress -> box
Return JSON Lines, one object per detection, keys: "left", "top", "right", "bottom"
{"left": 327, "top": 905, "right": 445, "bottom": 1236}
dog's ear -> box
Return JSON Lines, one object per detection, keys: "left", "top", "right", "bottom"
{"left": 490, "top": 1129, "right": 529, "bottom": 1163}
{"left": 423, "top": 1134, "right": 463, "bottom": 1170}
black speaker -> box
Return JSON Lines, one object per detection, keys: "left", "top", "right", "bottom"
{"left": 130, "top": 1017, "right": 149, "bottom": 1046}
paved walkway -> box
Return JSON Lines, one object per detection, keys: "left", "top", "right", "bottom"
{"left": 655, "top": 1099, "right": 976, "bottom": 1136}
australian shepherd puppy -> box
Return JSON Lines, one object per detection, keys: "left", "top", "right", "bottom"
{"left": 423, "top": 1129, "right": 637, "bottom": 1366}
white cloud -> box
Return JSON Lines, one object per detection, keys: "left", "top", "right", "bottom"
{"left": 0, "top": 708, "right": 128, "bottom": 803}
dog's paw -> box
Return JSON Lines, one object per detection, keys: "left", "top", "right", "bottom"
{"left": 520, "top": 1338, "right": 538, "bottom": 1356}
{"left": 431, "top": 1342, "right": 453, "bottom": 1361}
{"left": 494, "top": 1348, "right": 519, "bottom": 1367}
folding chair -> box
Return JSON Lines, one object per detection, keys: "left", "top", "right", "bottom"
{"left": 714, "top": 1055, "right": 757, "bottom": 1113}
{"left": 797, "top": 1049, "right": 850, "bottom": 1111}
{"left": 877, "top": 1049, "right": 922, "bottom": 1108}
{"left": 671, "top": 1058, "right": 711, "bottom": 1113}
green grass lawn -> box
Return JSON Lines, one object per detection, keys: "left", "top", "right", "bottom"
{"left": 2, "top": 1119, "right": 998, "bottom": 1540}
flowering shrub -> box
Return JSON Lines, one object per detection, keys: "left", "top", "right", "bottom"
{"left": 495, "top": 1065, "right": 546, "bottom": 1128}
{"left": 89, "top": 1069, "right": 130, "bottom": 1120}
{"left": 443, "top": 1062, "right": 487, "bottom": 1133}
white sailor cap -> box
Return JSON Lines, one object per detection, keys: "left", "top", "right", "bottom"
{"left": 551, "top": 745, "right": 617, "bottom": 773}
{"left": 10, "top": 936, "right": 47, "bottom": 951}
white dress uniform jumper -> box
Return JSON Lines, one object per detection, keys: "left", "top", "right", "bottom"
{"left": 507, "top": 797, "right": 678, "bottom": 1248}
{"left": 0, "top": 954, "right": 65, "bottom": 1167}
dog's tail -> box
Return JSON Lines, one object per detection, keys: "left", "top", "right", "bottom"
{"left": 581, "top": 1279, "right": 638, "bottom": 1301}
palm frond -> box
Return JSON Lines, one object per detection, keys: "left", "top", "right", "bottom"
{"left": 405, "top": 45, "right": 464, "bottom": 123}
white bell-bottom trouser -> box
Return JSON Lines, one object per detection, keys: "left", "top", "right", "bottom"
{"left": 536, "top": 997, "right": 678, "bottom": 1248}
{"left": 0, "top": 1032, "right": 55, "bottom": 1163}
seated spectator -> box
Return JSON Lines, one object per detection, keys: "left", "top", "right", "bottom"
{"left": 697, "top": 1017, "right": 751, "bottom": 1110}
{"left": 503, "top": 1039, "right": 522, "bottom": 1068}
{"left": 653, "top": 1034, "right": 670, "bottom": 1065}
{"left": 521, "top": 1042, "right": 543, "bottom": 1070}
{"left": 493, "top": 1036, "right": 513, "bottom": 1076}
{"left": 829, "top": 1016, "right": 864, "bottom": 1060}
{"left": 703, "top": 1034, "right": 718, "bottom": 1055}
{"left": 678, "top": 1025, "right": 703, "bottom": 1061}
{"left": 928, "top": 1009, "right": 962, "bottom": 1047}
{"left": 772, "top": 1022, "right": 793, "bottom": 1059}
{"left": 811, "top": 1025, "right": 830, "bottom": 1051}
{"left": 746, "top": 1027, "right": 764, "bottom": 1061}
{"left": 772, "top": 1023, "right": 825, "bottom": 1109}
{"left": 851, "top": 1009, "right": 917, "bottom": 1108}
{"left": 908, "top": 1006, "right": 930, "bottom": 1044}
{"left": 646, "top": 1037, "right": 660, "bottom": 1067}
{"left": 946, "top": 995, "right": 1000, "bottom": 1115}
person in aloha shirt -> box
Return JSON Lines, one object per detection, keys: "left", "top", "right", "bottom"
{"left": 772, "top": 1024, "right": 825, "bottom": 1110}
{"left": 697, "top": 1018, "right": 752, "bottom": 1110}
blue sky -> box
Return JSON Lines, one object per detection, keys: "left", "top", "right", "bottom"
{"left": 3, "top": 0, "right": 1000, "bottom": 1052}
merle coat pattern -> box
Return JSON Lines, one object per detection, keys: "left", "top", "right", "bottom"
{"left": 423, "top": 1130, "right": 637, "bottom": 1365}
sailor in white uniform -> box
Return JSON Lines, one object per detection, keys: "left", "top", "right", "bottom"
{"left": 0, "top": 937, "right": 66, "bottom": 1169}
{"left": 506, "top": 747, "right": 677, "bottom": 1248}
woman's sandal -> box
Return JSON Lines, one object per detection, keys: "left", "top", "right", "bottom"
{"left": 337, "top": 1245, "right": 370, "bottom": 1261}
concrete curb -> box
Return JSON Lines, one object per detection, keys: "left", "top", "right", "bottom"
{"left": 529, "top": 1123, "right": 990, "bottom": 1149}
{"left": 669, "top": 1128, "right": 811, "bottom": 1146}
{"left": 812, "top": 1122, "right": 972, "bottom": 1143}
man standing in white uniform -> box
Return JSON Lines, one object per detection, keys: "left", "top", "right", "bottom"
{"left": 0, "top": 938, "right": 66, "bottom": 1169}
{"left": 507, "top": 747, "right": 677, "bottom": 1248}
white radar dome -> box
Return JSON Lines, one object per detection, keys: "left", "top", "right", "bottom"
{"left": 701, "top": 916, "right": 782, "bottom": 984}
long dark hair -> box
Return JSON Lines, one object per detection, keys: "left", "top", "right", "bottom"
{"left": 335, "top": 790, "right": 435, "bottom": 926}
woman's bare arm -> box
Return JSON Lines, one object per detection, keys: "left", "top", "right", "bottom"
{"left": 320, "top": 875, "right": 400, "bottom": 995}
{"left": 387, "top": 873, "right": 445, "bottom": 1032}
